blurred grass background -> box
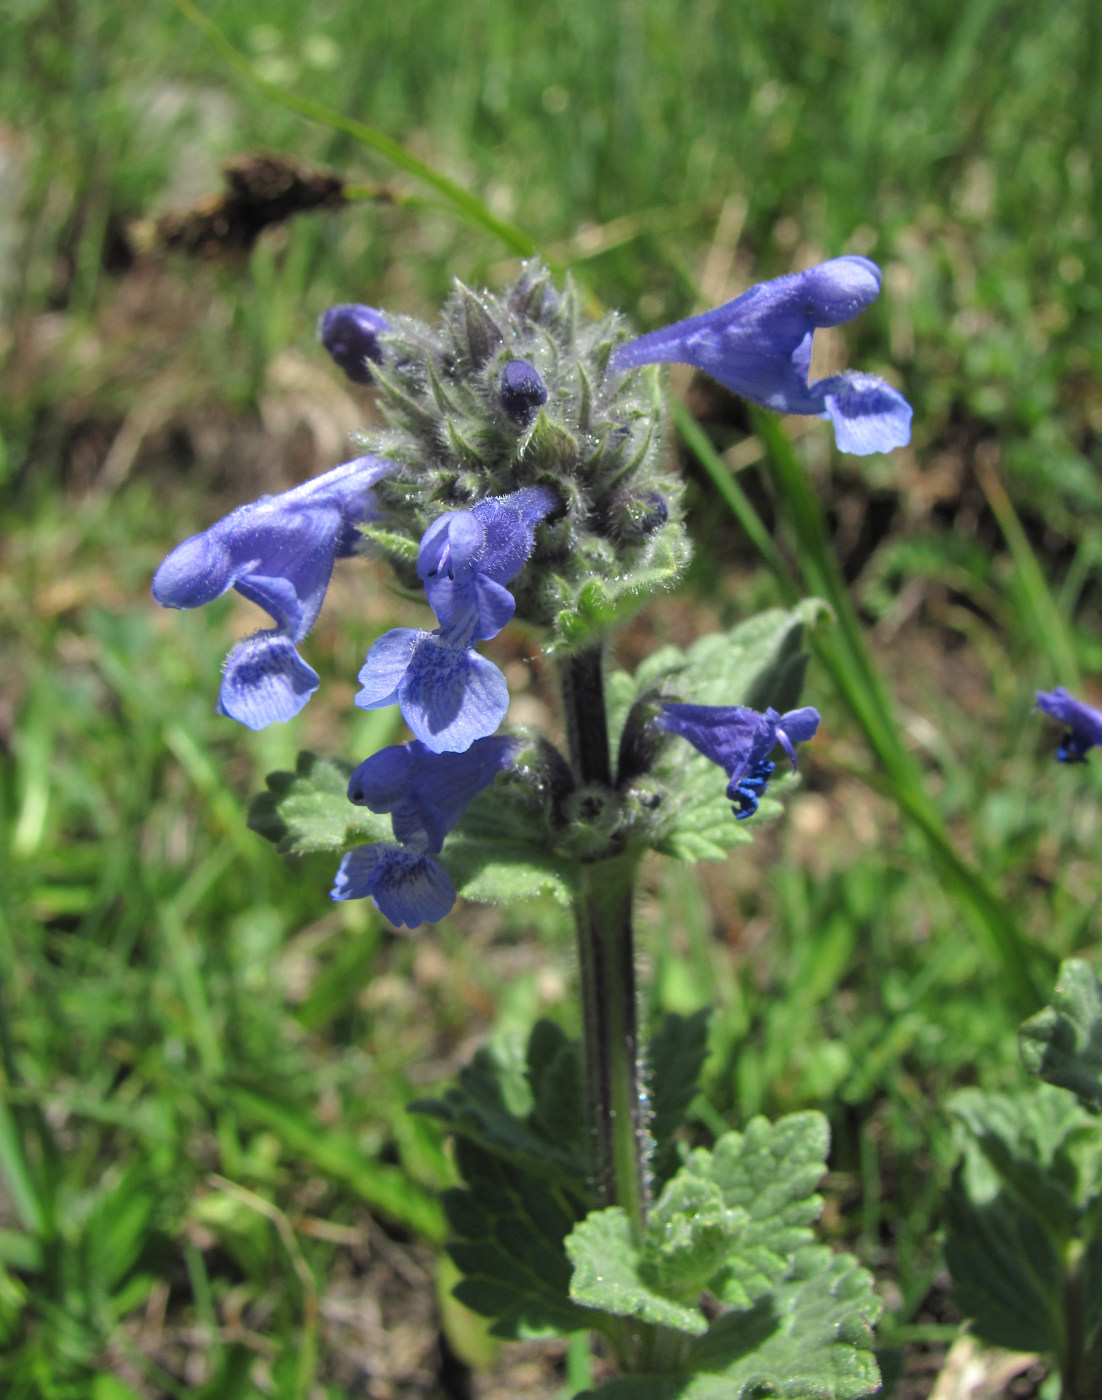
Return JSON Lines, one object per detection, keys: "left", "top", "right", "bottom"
{"left": 2, "top": 0, "right": 1102, "bottom": 1394}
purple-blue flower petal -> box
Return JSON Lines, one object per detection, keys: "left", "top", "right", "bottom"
{"left": 657, "top": 701, "right": 820, "bottom": 818}
{"left": 398, "top": 639, "right": 510, "bottom": 753}
{"left": 331, "top": 844, "right": 456, "bottom": 927}
{"left": 356, "top": 629, "right": 426, "bottom": 709}
{"left": 777, "top": 706, "right": 822, "bottom": 753}
{"left": 417, "top": 487, "right": 555, "bottom": 641}
{"left": 154, "top": 455, "right": 398, "bottom": 728}
{"left": 813, "top": 373, "right": 913, "bottom": 455}
{"left": 218, "top": 632, "right": 319, "bottom": 729}
{"left": 654, "top": 703, "right": 760, "bottom": 773}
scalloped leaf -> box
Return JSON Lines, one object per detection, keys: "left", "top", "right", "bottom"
{"left": 443, "top": 1138, "right": 593, "bottom": 1340}
{"left": 945, "top": 1084, "right": 1102, "bottom": 1354}
{"left": 688, "top": 1113, "right": 830, "bottom": 1309}
{"left": 411, "top": 1020, "right": 590, "bottom": 1192}
{"left": 247, "top": 752, "right": 389, "bottom": 854}
{"left": 566, "top": 1205, "right": 714, "bottom": 1338}
{"left": 441, "top": 835, "right": 574, "bottom": 906}
{"left": 1020, "top": 958, "right": 1102, "bottom": 1110}
{"left": 577, "top": 1246, "right": 881, "bottom": 1400}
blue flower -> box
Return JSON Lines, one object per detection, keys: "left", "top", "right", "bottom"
{"left": 153, "top": 455, "right": 397, "bottom": 729}
{"left": 611, "top": 257, "right": 912, "bottom": 455}
{"left": 347, "top": 735, "right": 518, "bottom": 849}
{"left": 332, "top": 735, "right": 517, "bottom": 927}
{"left": 417, "top": 486, "right": 557, "bottom": 640}
{"left": 656, "top": 702, "right": 821, "bottom": 818}
{"left": 318, "top": 304, "right": 388, "bottom": 384}
{"left": 1036, "top": 687, "right": 1102, "bottom": 763}
{"left": 356, "top": 488, "right": 556, "bottom": 753}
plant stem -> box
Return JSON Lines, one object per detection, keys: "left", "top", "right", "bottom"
{"left": 562, "top": 645, "right": 613, "bottom": 788}
{"left": 562, "top": 648, "right": 650, "bottom": 1240}
{"left": 574, "top": 854, "right": 649, "bottom": 1236}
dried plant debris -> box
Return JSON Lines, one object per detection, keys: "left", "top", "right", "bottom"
{"left": 129, "top": 154, "right": 389, "bottom": 261}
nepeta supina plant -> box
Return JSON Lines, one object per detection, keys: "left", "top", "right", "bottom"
{"left": 154, "top": 257, "right": 911, "bottom": 1396}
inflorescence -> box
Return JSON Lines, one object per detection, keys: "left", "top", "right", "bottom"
{"left": 154, "top": 258, "right": 915, "bottom": 924}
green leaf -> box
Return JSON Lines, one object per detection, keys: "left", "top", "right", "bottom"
{"left": 949, "top": 1086, "right": 1099, "bottom": 1237}
{"left": 566, "top": 1205, "right": 713, "bottom": 1337}
{"left": 442, "top": 835, "right": 574, "bottom": 906}
{"left": 444, "top": 1138, "right": 593, "bottom": 1340}
{"left": 440, "top": 772, "right": 576, "bottom": 906}
{"left": 578, "top": 1247, "right": 881, "bottom": 1400}
{"left": 649, "top": 1010, "right": 711, "bottom": 1187}
{"left": 945, "top": 1085, "right": 1102, "bottom": 1354}
{"left": 690, "top": 1113, "right": 830, "bottom": 1309}
{"left": 411, "top": 1021, "right": 590, "bottom": 1193}
{"left": 247, "top": 752, "right": 389, "bottom": 855}
{"left": 640, "top": 1174, "right": 748, "bottom": 1303}
{"left": 1020, "top": 959, "right": 1102, "bottom": 1109}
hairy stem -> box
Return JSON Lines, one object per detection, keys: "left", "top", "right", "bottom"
{"left": 562, "top": 648, "right": 650, "bottom": 1240}
{"left": 562, "top": 645, "right": 612, "bottom": 788}
{"left": 574, "top": 854, "right": 649, "bottom": 1236}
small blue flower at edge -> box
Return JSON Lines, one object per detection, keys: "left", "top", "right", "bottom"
{"left": 318, "top": 304, "right": 388, "bottom": 384}
{"left": 656, "top": 702, "right": 821, "bottom": 818}
{"left": 356, "top": 487, "right": 556, "bottom": 753}
{"left": 611, "top": 256, "right": 912, "bottom": 456}
{"left": 1036, "top": 687, "right": 1102, "bottom": 763}
{"left": 152, "top": 454, "right": 397, "bottom": 730}
{"left": 332, "top": 735, "right": 518, "bottom": 926}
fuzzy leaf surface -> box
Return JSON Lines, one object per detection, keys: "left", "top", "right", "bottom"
{"left": 566, "top": 1205, "right": 715, "bottom": 1336}
{"left": 945, "top": 1085, "right": 1102, "bottom": 1353}
{"left": 577, "top": 1246, "right": 881, "bottom": 1400}
{"left": 688, "top": 1113, "right": 830, "bottom": 1309}
{"left": 442, "top": 779, "right": 575, "bottom": 905}
{"left": 441, "top": 835, "right": 573, "bottom": 906}
{"left": 1020, "top": 958, "right": 1102, "bottom": 1110}
{"left": 247, "top": 752, "right": 389, "bottom": 854}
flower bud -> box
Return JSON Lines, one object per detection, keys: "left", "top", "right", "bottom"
{"left": 604, "top": 489, "right": 668, "bottom": 541}
{"left": 499, "top": 359, "right": 548, "bottom": 426}
{"left": 318, "top": 304, "right": 388, "bottom": 384}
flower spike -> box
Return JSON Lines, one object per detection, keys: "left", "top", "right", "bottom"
{"left": 1036, "top": 687, "right": 1102, "bottom": 763}
{"left": 657, "top": 702, "right": 820, "bottom": 818}
{"left": 612, "top": 256, "right": 912, "bottom": 455}
{"left": 153, "top": 454, "right": 397, "bottom": 728}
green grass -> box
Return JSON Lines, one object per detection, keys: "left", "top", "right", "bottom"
{"left": 4, "top": 0, "right": 1102, "bottom": 1392}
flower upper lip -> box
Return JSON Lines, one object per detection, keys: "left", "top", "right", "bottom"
{"left": 611, "top": 256, "right": 912, "bottom": 456}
